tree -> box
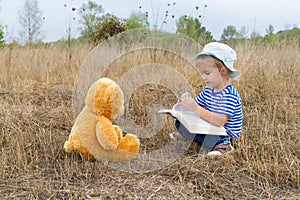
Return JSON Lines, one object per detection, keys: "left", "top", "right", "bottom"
{"left": 250, "top": 31, "right": 261, "bottom": 39}
{"left": 78, "top": 0, "right": 104, "bottom": 40}
{"left": 18, "top": 0, "right": 44, "bottom": 45}
{"left": 78, "top": 1, "right": 125, "bottom": 44}
{"left": 0, "top": 25, "right": 5, "bottom": 47}
{"left": 221, "top": 25, "right": 238, "bottom": 41}
{"left": 237, "top": 26, "right": 248, "bottom": 39}
{"left": 264, "top": 24, "right": 278, "bottom": 45}
{"left": 125, "top": 11, "right": 149, "bottom": 30}
{"left": 92, "top": 14, "right": 125, "bottom": 44}
{"left": 176, "top": 16, "right": 213, "bottom": 45}
{"left": 277, "top": 27, "right": 300, "bottom": 43}
{"left": 265, "top": 24, "right": 275, "bottom": 36}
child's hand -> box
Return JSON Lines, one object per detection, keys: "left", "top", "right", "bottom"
{"left": 181, "top": 92, "right": 198, "bottom": 111}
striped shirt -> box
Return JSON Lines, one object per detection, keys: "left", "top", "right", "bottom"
{"left": 195, "top": 84, "right": 243, "bottom": 140}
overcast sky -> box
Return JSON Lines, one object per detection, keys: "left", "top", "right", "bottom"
{"left": 1, "top": 0, "right": 300, "bottom": 42}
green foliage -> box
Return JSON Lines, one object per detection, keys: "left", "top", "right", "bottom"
{"left": 50, "top": 37, "right": 82, "bottom": 48}
{"left": 221, "top": 24, "right": 300, "bottom": 46}
{"left": 78, "top": 1, "right": 126, "bottom": 45}
{"left": 92, "top": 14, "right": 126, "bottom": 45}
{"left": 277, "top": 27, "right": 300, "bottom": 44}
{"left": 221, "top": 25, "right": 238, "bottom": 41}
{"left": 176, "top": 16, "right": 213, "bottom": 46}
{"left": 221, "top": 25, "right": 253, "bottom": 45}
{"left": 126, "top": 11, "right": 149, "bottom": 30}
{"left": 253, "top": 137, "right": 261, "bottom": 149}
{"left": 263, "top": 25, "right": 279, "bottom": 45}
{"left": 263, "top": 34, "right": 278, "bottom": 45}
{"left": 78, "top": 0, "right": 104, "bottom": 40}
{"left": 238, "top": 26, "right": 248, "bottom": 39}
{"left": 265, "top": 24, "right": 275, "bottom": 36}
{"left": 75, "top": 2, "right": 300, "bottom": 47}
{"left": 0, "top": 25, "right": 5, "bottom": 47}
{"left": 250, "top": 31, "right": 261, "bottom": 39}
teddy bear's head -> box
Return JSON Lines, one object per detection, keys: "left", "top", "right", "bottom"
{"left": 85, "top": 78, "right": 124, "bottom": 120}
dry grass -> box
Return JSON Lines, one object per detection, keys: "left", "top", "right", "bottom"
{"left": 0, "top": 41, "right": 299, "bottom": 199}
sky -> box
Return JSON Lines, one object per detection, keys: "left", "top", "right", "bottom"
{"left": 0, "top": 0, "right": 300, "bottom": 42}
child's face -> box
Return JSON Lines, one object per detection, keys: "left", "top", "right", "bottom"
{"left": 195, "top": 57, "right": 226, "bottom": 91}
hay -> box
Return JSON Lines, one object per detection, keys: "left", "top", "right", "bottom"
{"left": 0, "top": 43, "right": 299, "bottom": 199}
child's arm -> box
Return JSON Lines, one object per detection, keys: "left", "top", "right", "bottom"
{"left": 181, "top": 92, "right": 229, "bottom": 127}
{"left": 195, "top": 106, "right": 229, "bottom": 127}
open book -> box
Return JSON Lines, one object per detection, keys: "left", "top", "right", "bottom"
{"left": 158, "top": 103, "right": 227, "bottom": 135}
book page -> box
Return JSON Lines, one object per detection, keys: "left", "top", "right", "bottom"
{"left": 159, "top": 103, "right": 227, "bottom": 135}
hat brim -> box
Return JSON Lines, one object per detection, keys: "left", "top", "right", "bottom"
{"left": 192, "top": 52, "right": 239, "bottom": 78}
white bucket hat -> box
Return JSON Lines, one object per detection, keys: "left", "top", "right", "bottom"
{"left": 193, "top": 42, "right": 238, "bottom": 78}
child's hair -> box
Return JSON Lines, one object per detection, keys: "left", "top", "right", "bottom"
{"left": 198, "top": 55, "right": 233, "bottom": 79}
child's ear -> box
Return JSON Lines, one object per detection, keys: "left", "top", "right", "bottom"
{"left": 219, "top": 66, "right": 226, "bottom": 75}
{"left": 220, "top": 66, "right": 230, "bottom": 76}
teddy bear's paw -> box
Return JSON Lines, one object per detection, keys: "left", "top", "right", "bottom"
{"left": 63, "top": 132, "right": 95, "bottom": 160}
{"left": 118, "top": 134, "right": 140, "bottom": 155}
{"left": 64, "top": 140, "right": 73, "bottom": 153}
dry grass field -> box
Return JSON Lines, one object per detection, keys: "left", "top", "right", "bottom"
{"left": 0, "top": 41, "right": 299, "bottom": 199}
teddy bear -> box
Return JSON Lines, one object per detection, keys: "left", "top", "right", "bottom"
{"left": 64, "top": 77, "right": 140, "bottom": 162}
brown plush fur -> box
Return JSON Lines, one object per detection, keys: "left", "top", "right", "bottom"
{"left": 64, "top": 78, "right": 140, "bottom": 161}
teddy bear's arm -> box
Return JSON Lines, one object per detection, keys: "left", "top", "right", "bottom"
{"left": 96, "top": 116, "right": 119, "bottom": 150}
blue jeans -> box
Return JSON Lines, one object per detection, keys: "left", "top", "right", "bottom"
{"left": 175, "top": 120, "right": 229, "bottom": 149}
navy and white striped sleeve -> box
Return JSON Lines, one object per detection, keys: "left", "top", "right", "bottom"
{"left": 194, "top": 87, "right": 208, "bottom": 108}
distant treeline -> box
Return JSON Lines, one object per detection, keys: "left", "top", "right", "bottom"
{"left": 1, "top": 0, "right": 299, "bottom": 47}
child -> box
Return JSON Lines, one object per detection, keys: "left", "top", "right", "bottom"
{"left": 170, "top": 42, "right": 243, "bottom": 156}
